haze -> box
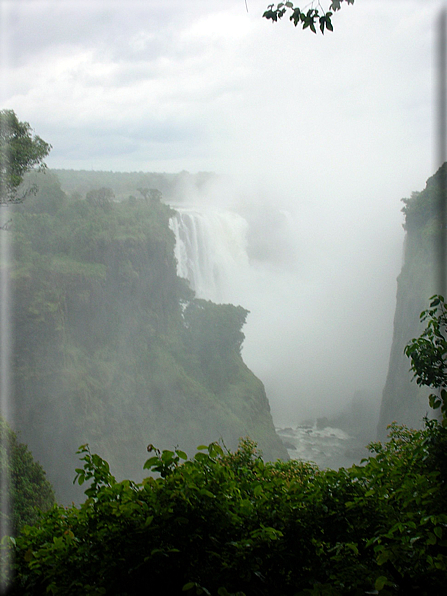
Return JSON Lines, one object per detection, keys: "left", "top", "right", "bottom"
{"left": 1, "top": 0, "right": 444, "bottom": 425}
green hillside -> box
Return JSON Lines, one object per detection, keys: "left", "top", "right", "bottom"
{"left": 7, "top": 170, "right": 287, "bottom": 503}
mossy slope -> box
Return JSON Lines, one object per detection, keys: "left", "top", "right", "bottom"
{"left": 8, "top": 172, "right": 287, "bottom": 502}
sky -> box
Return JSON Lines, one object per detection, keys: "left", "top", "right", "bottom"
{"left": 1, "top": 0, "right": 446, "bottom": 425}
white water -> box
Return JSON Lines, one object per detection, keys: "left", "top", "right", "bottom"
{"left": 168, "top": 208, "right": 371, "bottom": 468}
{"left": 168, "top": 200, "right": 393, "bottom": 455}
{"left": 169, "top": 206, "right": 250, "bottom": 304}
{"left": 276, "top": 424, "right": 369, "bottom": 470}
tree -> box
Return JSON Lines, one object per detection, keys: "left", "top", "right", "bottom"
{"left": 0, "top": 415, "right": 55, "bottom": 538}
{"left": 137, "top": 187, "right": 163, "bottom": 203}
{"left": 263, "top": 0, "right": 355, "bottom": 34}
{"left": 4, "top": 431, "right": 447, "bottom": 594}
{"left": 0, "top": 110, "right": 52, "bottom": 204}
{"left": 85, "top": 187, "right": 115, "bottom": 211}
{"left": 405, "top": 295, "right": 447, "bottom": 424}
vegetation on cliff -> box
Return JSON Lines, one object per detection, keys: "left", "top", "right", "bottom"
{"left": 405, "top": 295, "right": 447, "bottom": 423}
{"left": 7, "top": 170, "right": 286, "bottom": 503}
{"left": 378, "top": 163, "right": 447, "bottom": 436}
{"left": 2, "top": 293, "right": 447, "bottom": 595}
{"left": 0, "top": 110, "right": 52, "bottom": 204}
{"left": 0, "top": 416, "right": 55, "bottom": 538}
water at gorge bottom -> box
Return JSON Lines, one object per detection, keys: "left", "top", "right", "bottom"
{"left": 276, "top": 423, "right": 372, "bottom": 470}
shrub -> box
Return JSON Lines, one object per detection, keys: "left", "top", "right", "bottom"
{"left": 2, "top": 426, "right": 447, "bottom": 595}
{"left": 0, "top": 416, "right": 55, "bottom": 537}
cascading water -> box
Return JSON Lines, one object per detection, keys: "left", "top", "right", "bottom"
{"left": 169, "top": 207, "right": 250, "bottom": 304}
{"left": 168, "top": 204, "right": 375, "bottom": 469}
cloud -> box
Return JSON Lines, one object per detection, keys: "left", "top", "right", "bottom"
{"left": 1, "top": 0, "right": 437, "bottom": 182}
{"left": 2, "top": 1, "right": 257, "bottom": 169}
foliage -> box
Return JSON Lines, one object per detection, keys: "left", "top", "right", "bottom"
{"left": 0, "top": 110, "right": 52, "bottom": 204}
{"left": 85, "top": 187, "right": 115, "bottom": 211}
{"left": 2, "top": 424, "right": 446, "bottom": 595}
{"left": 400, "top": 163, "right": 447, "bottom": 235}
{"left": 184, "top": 300, "right": 249, "bottom": 390}
{"left": 263, "top": 1, "right": 354, "bottom": 34}
{"left": 17, "top": 171, "right": 67, "bottom": 215}
{"left": 137, "top": 187, "right": 162, "bottom": 203}
{"left": 9, "top": 171, "right": 287, "bottom": 503}
{"left": 51, "top": 168, "right": 217, "bottom": 203}
{"left": 0, "top": 416, "right": 55, "bottom": 538}
{"left": 4, "top": 294, "right": 447, "bottom": 593}
{"left": 378, "top": 165, "right": 446, "bottom": 436}
{"left": 405, "top": 295, "right": 447, "bottom": 423}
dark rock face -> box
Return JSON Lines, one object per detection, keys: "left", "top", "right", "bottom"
{"left": 9, "top": 172, "right": 287, "bottom": 504}
{"left": 378, "top": 164, "right": 447, "bottom": 439}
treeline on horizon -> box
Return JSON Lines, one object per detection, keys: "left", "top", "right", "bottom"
{"left": 50, "top": 168, "right": 218, "bottom": 203}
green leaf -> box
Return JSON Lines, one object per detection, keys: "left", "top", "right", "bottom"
{"left": 375, "top": 576, "right": 388, "bottom": 591}
{"left": 143, "top": 456, "right": 160, "bottom": 469}
{"left": 428, "top": 395, "right": 442, "bottom": 409}
{"left": 208, "top": 443, "right": 224, "bottom": 458}
{"left": 161, "top": 450, "right": 175, "bottom": 463}
{"left": 377, "top": 551, "right": 390, "bottom": 565}
{"left": 319, "top": 17, "right": 325, "bottom": 34}
{"left": 290, "top": 8, "right": 301, "bottom": 26}
{"left": 254, "top": 485, "right": 264, "bottom": 497}
{"left": 194, "top": 452, "right": 210, "bottom": 463}
{"left": 199, "top": 489, "right": 215, "bottom": 498}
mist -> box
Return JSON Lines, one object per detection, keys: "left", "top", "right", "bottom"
{"left": 0, "top": 1, "right": 443, "bottom": 443}
{"left": 168, "top": 171, "right": 405, "bottom": 427}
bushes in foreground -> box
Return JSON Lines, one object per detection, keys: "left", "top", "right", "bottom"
{"left": 2, "top": 423, "right": 447, "bottom": 596}
{"left": 0, "top": 416, "right": 55, "bottom": 538}
{"left": 3, "top": 295, "right": 447, "bottom": 595}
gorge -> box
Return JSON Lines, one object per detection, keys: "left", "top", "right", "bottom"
{"left": 6, "top": 171, "right": 287, "bottom": 504}
{"left": 377, "top": 162, "right": 446, "bottom": 438}
{"left": 4, "top": 163, "right": 444, "bottom": 504}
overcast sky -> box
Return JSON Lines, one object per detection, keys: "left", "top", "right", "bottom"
{"left": 0, "top": 1, "right": 442, "bottom": 184}
{"left": 1, "top": 0, "right": 445, "bottom": 424}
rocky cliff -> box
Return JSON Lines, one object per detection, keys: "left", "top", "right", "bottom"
{"left": 7, "top": 172, "right": 287, "bottom": 503}
{"left": 378, "top": 163, "right": 446, "bottom": 439}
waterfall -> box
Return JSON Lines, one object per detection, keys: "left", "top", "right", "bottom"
{"left": 169, "top": 207, "right": 250, "bottom": 304}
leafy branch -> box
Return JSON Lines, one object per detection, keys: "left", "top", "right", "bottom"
{"left": 405, "top": 295, "right": 447, "bottom": 424}
{"left": 263, "top": 0, "right": 355, "bottom": 34}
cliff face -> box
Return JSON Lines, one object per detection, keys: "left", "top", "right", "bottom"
{"left": 8, "top": 172, "right": 287, "bottom": 503}
{"left": 378, "top": 164, "right": 446, "bottom": 439}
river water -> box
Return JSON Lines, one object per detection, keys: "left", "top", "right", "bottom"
{"left": 276, "top": 423, "right": 371, "bottom": 470}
